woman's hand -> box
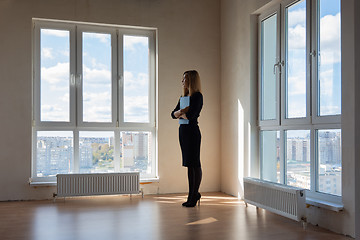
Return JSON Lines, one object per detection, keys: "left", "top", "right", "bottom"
{"left": 174, "top": 107, "right": 189, "bottom": 119}
{"left": 180, "top": 113, "right": 188, "bottom": 119}
{"left": 174, "top": 110, "right": 182, "bottom": 118}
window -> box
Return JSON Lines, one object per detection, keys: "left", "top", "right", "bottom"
{"left": 258, "top": 0, "right": 341, "bottom": 201}
{"left": 32, "top": 20, "right": 157, "bottom": 182}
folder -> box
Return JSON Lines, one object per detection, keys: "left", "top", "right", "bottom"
{"left": 179, "top": 96, "right": 190, "bottom": 124}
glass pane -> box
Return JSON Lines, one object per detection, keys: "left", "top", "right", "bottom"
{"left": 261, "top": 14, "right": 277, "bottom": 121}
{"left": 286, "top": 0, "right": 307, "bottom": 118}
{"left": 261, "top": 131, "right": 280, "bottom": 183}
{"left": 120, "top": 131, "right": 152, "bottom": 175}
{"left": 82, "top": 32, "right": 112, "bottom": 122}
{"left": 318, "top": 0, "right": 341, "bottom": 116}
{"left": 79, "top": 131, "right": 114, "bottom": 173}
{"left": 286, "top": 130, "right": 310, "bottom": 189}
{"left": 317, "top": 129, "right": 341, "bottom": 196}
{"left": 36, "top": 131, "right": 73, "bottom": 177}
{"left": 40, "top": 29, "right": 70, "bottom": 122}
{"left": 123, "top": 35, "right": 150, "bottom": 123}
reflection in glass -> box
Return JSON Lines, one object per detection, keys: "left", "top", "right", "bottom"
{"left": 261, "top": 14, "right": 277, "bottom": 121}
{"left": 318, "top": 0, "right": 341, "bottom": 116}
{"left": 79, "top": 131, "right": 114, "bottom": 173}
{"left": 317, "top": 129, "right": 341, "bottom": 196}
{"left": 123, "top": 36, "right": 150, "bottom": 123}
{"left": 82, "top": 32, "right": 112, "bottom": 122}
{"left": 40, "top": 29, "right": 70, "bottom": 122}
{"left": 286, "top": 0, "right": 307, "bottom": 118}
{"left": 36, "top": 131, "right": 73, "bottom": 177}
{"left": 120, "top": 132, "right": 151, "bottom": 175}
{"left": 286, "top": 130, "right": 310, "bottom": 189}
{"left": 261, "top": 131, "right": 280, "bottom": 183}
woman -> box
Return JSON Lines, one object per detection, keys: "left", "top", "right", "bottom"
{"left": 171, "top": 70, "right": 203, "bottom": 207}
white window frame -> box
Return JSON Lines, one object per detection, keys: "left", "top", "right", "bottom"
{"left": 76, "top": 25, "right": 118, "bottom": 127}
{"left": 280, "top": 0, "right": 311, "bottom": 126}
{"left": 258, "top": 6, "right": 281, "bottom": 127}
{"left": 31, "top": 19, "right": 157, "bottom": 183}
{"left": 258, "top": 0, "right": 342, "bottom": 204}
{"left": 33, "top": 21, "right": 76, "bottom": 128}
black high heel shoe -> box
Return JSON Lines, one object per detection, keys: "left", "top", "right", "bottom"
{"left": 185, "top": 193, "right": 201, "bottom": 207}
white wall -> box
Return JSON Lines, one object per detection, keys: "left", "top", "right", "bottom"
{"left": 0, "top": 0, "right": 221, "bottom": 200}
{"left": 220, "top": 0, "right": 356, "bottom": 237}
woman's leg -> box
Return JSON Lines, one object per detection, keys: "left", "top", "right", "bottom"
{"left": 186, "top": 167, "right": 195, "bottom": 203}
{"left": 193, "top": 167, "right": 202, "bottom": 195}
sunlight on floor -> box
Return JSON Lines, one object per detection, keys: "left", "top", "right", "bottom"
{"left": 186, "top": 217, "right": 218, "bottom": 225}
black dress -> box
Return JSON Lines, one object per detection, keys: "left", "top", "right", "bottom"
{"left": 171, "top": 92, "right": 203, "bottom": 167}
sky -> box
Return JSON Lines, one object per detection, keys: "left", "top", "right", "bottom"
{"left": 40, "top": 29, "right": 150, "bottom": 123}
{"left": 286, "top": 0, "right": 341, "bottom": 117}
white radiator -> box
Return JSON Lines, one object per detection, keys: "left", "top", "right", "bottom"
{"left": 244, "top": 177, "right": 306, "bottom": 222}
{"left": 56, "top": 172, "right": 140, "bottom": 198}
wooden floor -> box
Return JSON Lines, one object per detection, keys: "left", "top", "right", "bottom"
{"left": 0, "top": 192, "right": 351, "bottom": 240}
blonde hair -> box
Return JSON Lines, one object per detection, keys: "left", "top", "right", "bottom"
{"left": 183, "top": 70, "right": 201, "bottom": 96}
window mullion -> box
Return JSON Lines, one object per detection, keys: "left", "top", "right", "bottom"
{"left": 76, "top": 27, "right": 83, "bottom": 127}
{"left": 70, "top": 25, "right": 77, "bottom": 127}
{"left": 280, "top": 129, "right": 285, "bottom": 184}
{"left": 310, "top": 127, "right": 316, "bottom": 193}
{"left": 306, "top": 0, "right": 312, "bottom": 123}
{"left": 310, "top": 0, "right": 318, "bottom": 125}
{"left": 73, "top": 129, "right": 79, "bottom": 173}
{"left": 118, "top": 31, "right": 124, "bottom": 126}
{"left": 114, "top": 129, "right": 121, "bottom": 172}
{"left": 111, "top": 31, "right": 118, "bottom": 127}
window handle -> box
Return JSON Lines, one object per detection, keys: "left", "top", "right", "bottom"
{"left": 310, "top": 50, "right": 316, "bottom": 57}
{"left": 70, "top": 74, "right": 76, "bottom": 86}
{"left": 273, "top": 61, "right": 284, "bottom": 74}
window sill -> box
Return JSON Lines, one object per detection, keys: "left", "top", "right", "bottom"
{"left": 30, "top": 182, "right": 57, "bottom": 187}
{"left": 140, "top": 178, "right": 159, "bottom": 183}
{"left": 306, "top": 197, "right": 344, "bottom": 212}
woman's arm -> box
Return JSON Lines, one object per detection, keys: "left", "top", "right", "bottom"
{"left": 185, "top": 92, "right": 203, "bottom": 120}
{"left": 171, "top": 100, "right": 181, "bottom": 119}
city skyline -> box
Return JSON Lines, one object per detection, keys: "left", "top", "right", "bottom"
{"left": 36, "top": 132, "right": 151, "bottom": 177}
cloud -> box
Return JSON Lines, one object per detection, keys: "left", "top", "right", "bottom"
{"left": 83, "top": 65, "right": 111, "bottom": 85}
{"left": 83, "top": 92, "right": 112, "bottom": 122}
{"left": 124, "top": 96, "right": 149, "bottom": 122}
{"left": 83, "top": 32, "right": 110, "bottom": 44}
{"left": 319, "top": 69, "right": 334, "bottom": 96}
{"left": 41, "top": 104, "right": 69, "bottom": 121}
{"left": 287, "top": 74, "right": 306, "bottom": 96}
{"left": 61, "top": 50, "right": 69, "bottom": 57}
{"left": 42, "top": 29, "right": 69, "bottom": 37}
{"left": 318, "top": 68, "right": 341, "bottom": 115}
{"left": 287, "top": 8, "right": 306, "bottom": 28}
{"left": 288, "top": 25, "right": 306, "bottom": 49}
{"left": 287, "top": 73, "right": 307, "bottom": 118}
{"left": 124, "top": 71, "right": 149, "bottom": 96}
{"left": 42, "top": 48, "right": 54, "bottom": 59}
{"left": 41, "top": 62, "right": 69, "bottom": 84}
{"left": 319, "top": 105, "right": 341, "bottom": 116}
{"left": 124, "top": 36, "right": 148, "bottom": 51}
{"left": 319, "top": 13, "right": 341, "bottom": 64}
{"left": 320, "top": 13, "right": 341, "bottom": 47}
{"left": 60, "top": 93, "right": 70, "bottom": 102}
